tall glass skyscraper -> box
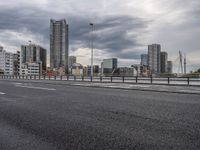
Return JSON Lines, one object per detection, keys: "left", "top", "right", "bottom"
{"left": 160, "top": 52, "right": 168, "bottom": 73}
{"left": 50, "top": 19, "right": 69, "bottom": 74}
{"left": 148, "top": 44, "right": 161, "bottom": 74}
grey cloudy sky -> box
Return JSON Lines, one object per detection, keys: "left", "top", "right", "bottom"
{"left": 0, "top": 0, "right": 200, "bottom": 70}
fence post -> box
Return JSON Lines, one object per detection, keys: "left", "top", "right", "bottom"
{"left": 82, "top": 76, "right": 84, "bottom": 81}
{"left": 111, "top": 76, "right": 113, "bottom": 82}
{"left": 91, "top": 76, "right": 93, "bottom": 82}
{"left": 122, "top": 76, "right": 125, "bottom": 83}
{"left": 187, "top": 77, "right": 190, "bottom": 85}
{"left": 74, "top": 76, "right": 76, "bottom": 81}
{"left": 136, "top": 76, "right": 138, "bottom": 83}
{"left": 54, "top": 76, "right": 56, "bottom": 80}
{"left": 168, "top": 77, "right": 170, "bottom": 84}
{"left": 150, "top": 76, "right": 153, "bottom": 84}
{"left": 100, "top": 76, "right": 102, "bottom": 82}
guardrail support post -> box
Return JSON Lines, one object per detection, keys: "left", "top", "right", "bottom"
{"left": 82, "top": 76, "right": 84, "bottom": 81}
{"left": 111, "top": 76, "right": 113, "bottom": 82}
{"left": 74, "top": 76, "right": 76, "bottom": 81}
{"left": 122, "top": 76, "right": 125, "bottom": 83}
{"left": 150, "top": 76, "right": 153, "bottom": 84}
{"left": 100, "top": 76, "right": 102, "bottom": 82}
{"left": 187, "top": 77, "right": 190, "bottom": 85}
{"left": 168, "top": 77, "right": 170, "bottom": 84}
{"left": 60, "top": 76, "right": 62, "bottom": 80}
{"left": 136, "top": 76, "right": 138, "bottom": 83}
{"left": 91, "top": 76, "right": 93, "bottom": 82}
{"left": 54, "top": 76, "right": 56, "bottom": 80}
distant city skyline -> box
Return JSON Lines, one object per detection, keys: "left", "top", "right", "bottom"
{"left": 0, "top": 0, "right": 199, "bottom": 71}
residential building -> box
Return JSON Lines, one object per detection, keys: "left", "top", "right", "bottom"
{"left": 13, "top": 51, "right": 20, "bottom": 75}
{"left": 160, "top": 52, "right": 168, "bottom": 73}
{"left": 68, "top": 56, "right": 76, "bottom": 68}
{"left": 0, "top": 47, "right": 14, "bottom": 75}
{"left": 115, "top": 67, "right": 134, "bottom": 76}
{"left": 50, "top": 19, "right": 69, "bottom": 74}
{"left": 87, "top": 65, "right": 99, "bottom": 76}
{"left": 102, "top": 58, "right": 118, "bottom": 75}
{"left": 71, "top": 63, "right": 83, "bottom": 76}
{"left": 68, "top": 56, "right": 76, "bottom": 73}
{"left": 167, "top": 61, "right": 173, "bottom": 74}
{"left": 20, "top": 63, "right": 41, "bottom": 76}
{"left": 20, "top": 64, "right": 28, "bottom": 76}
{"left": 27, "top": 63, "right": 41, "bottom": 76}
{"left": 148, "top": 44, "right": 161, "bottom": 75}
{"left": 141, "top": 54, "right": 148, "bottom": 66}
{"left": 20, "top": 44, "right": 47, "bottom": 75}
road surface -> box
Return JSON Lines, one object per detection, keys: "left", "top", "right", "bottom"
{"left": 0, "top": 80, "right": 200, "bottom": 150}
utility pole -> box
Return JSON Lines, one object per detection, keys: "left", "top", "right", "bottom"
{"left": 89, "top": 23, "right": 94, "bottom": 77}
{"left": 179, "top": 51, "right": 183, "bottom": 74}
{"left": 184, "top": 53, "right": 186, "bottom": 74}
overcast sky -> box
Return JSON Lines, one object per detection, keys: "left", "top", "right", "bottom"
{"left": 0, "top": 0, "right": 200, "bottom": 71}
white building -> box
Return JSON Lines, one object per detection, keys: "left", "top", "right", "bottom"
{"left": 0, "top": 46, "right": 14, "bottom": 75}
{"left": 71, "top": 63, "right": 83, "bottom": 76}
{"left": 28, "top": 63, "right": 41, "bottom": 75}
{"left": 20, "top": 63, "right": 28, "bottom": 76}
{"left": 20, "top": 63, "right": 41, "bottom": 76}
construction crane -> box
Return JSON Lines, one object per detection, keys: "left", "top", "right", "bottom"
{"left": 173, "top": 51, "right": 187, "bottom": 76}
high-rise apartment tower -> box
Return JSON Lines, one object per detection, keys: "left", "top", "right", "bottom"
{"left": 148, "top": 44, "right": 161, "bottom": 74}
{"left": 50, "top": 19, "right": 69, "bottom": 74}
{"left": 160, "top": 52, "right": 168, "bottom": 73}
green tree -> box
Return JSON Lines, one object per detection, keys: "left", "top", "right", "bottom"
{"left": 195, "top": 68, "right": 200, "bottom": 73}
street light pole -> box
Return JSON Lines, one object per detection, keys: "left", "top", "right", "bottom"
{"left": 89, "top": 23, "right": 94, "bottom": 77}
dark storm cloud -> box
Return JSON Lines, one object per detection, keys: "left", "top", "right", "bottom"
{"left": 68, "top": 15, "right": 149, "bottom": 58}
{"left": 0, "top": 6, "right": 148, "bottom": 59}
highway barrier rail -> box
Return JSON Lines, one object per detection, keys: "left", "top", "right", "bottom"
{"left": 1, "top": 75, "right": 200, "bottom": 86}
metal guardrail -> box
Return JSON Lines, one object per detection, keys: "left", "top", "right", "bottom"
{"left": 1, "top": 75, "right": 200, "bottom": 86}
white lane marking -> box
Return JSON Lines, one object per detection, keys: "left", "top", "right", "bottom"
{"left": 179, "top": 90, "right": 200, "bottom": 93}
{"left": 15, "top": 85, "right": 56, "bottom": 91}
{"left": 0, "top": 92, "right": 6, "bottom": 95}
{"left": 12, "top": 82, "right": 22, "bottom": 85}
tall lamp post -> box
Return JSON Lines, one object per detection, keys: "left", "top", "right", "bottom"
{"left": 89, "top": 23, "right": 94, "bottom": 77}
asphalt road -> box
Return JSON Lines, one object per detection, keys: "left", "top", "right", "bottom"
{"left": 0, "top": 80, "right": 200, "bottom": 150}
